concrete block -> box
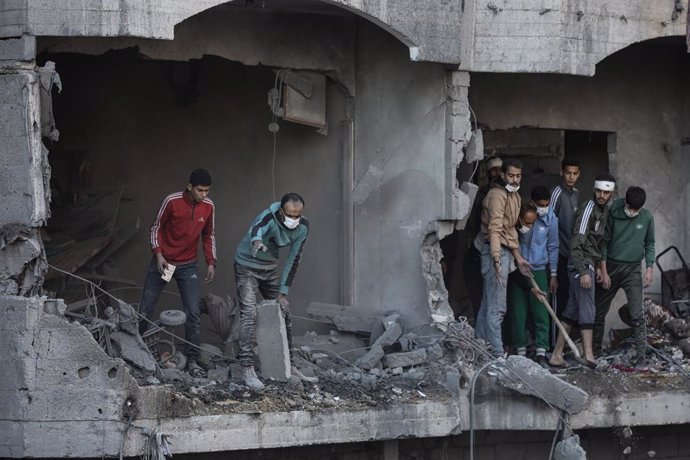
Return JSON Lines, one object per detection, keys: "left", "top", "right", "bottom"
{"left": 372, "top": 316, "right": 403, "bottom": 348}
{"left": 0, "top": 36, "right": 36, "bottom": 63}
{"left": 256, "top": 300, "right": 291, "bottom": 381}
{"left": 382, "top": 349, "right": 428, "bottom": 368}
{"left": 356, "top": 344, "right": 385, "bottom": 370}
{"left": 333, "top": 314, "right": 377, "bottom": 334}
{"left": 109, "top": 331, "right": 157, "bottom": 374}
{"left": 207, "top": 367, "right": 230, "bottom": 383}
{"left": 496, "top": 356, "right": 589, "bottom": 414}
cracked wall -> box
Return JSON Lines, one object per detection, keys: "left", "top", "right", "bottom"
{"left": 353, "top": 22, "right": 474, "bottom": 326}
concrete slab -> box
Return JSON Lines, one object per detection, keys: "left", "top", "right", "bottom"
{"left": 495, "top": 356, "right": 589, "bottom": 414}
{"left": 382, "top": 349, "right": 428, "bottom": 368}
{"left": 109, "top": 331, "right": 157, "bottom": 374}
{"left": 256, "top": 300, "right": 291, "bottom": 381}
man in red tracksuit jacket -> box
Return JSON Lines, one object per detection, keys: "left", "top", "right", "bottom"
{"left": 140, "top": 168, "right": 216, "bottom": 377}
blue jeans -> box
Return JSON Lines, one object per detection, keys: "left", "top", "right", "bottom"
{"left": 475, "top": 244, "right": 511, "bottom": 358}
{"left": 140, "top": 257, "right": 201, "bottom": 359}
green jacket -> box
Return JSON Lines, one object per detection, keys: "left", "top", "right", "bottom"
{"left": 235, "top": 202, "right": 309, "bottom": 294}
{"left": 601, "top": 198, "right": 655, "bottom": 267}
{"left": 570, "top": 199, "right": 608, "bottom": 276}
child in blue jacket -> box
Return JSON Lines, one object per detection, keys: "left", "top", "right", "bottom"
{"left": 508, "top": 186, "right": 559, "bottom": 367}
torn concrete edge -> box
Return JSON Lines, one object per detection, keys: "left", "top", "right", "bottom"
{"left": 420, "top": 220, "right": 455, "bottom": 325}
{"left": 0, "top": 225, "right": 47, "bottom": 296}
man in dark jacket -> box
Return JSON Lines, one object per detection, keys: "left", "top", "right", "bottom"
{"left": 594, "top": 186, "right": 655, "bottom": 360}
{"left": 550, "top": 174, "right": 615, "bottom": 366}
{"left": 234, "top": 193, "right": 309, "bottom": 390}
{"left": 550, "top": 159, "right": 581, "bottom": 318}
{"left": 140, "top": 168, "right": 216, "bottom": 377}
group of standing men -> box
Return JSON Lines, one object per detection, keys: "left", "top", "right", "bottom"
{"left": 470, "top": 157, "right": 655, "bottom": 367}
{"left": 139, "top": 168, "right": 308, "bottom": 390}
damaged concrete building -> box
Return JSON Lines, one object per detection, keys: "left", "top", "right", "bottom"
{"left": 2, "top": 0, "right": 690, "bottom": 458}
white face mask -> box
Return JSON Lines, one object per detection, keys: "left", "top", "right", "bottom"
{"left": 518, "top": 225, "right": 532, "bottom": 235}
{"left": 536, "top": 207, "right": 548, "bottom": 217}
{"left": 624, "top": 206, "right": 639, "bottom": 218}
{"left": 505, "top": 184, "right": 520, "bottom": 193}
{"left": 284, "top": 216, "right": 300, "bottom": 229}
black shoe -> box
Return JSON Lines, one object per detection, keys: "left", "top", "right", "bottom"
{"left": 535, "top": 355, "right": 550, "bottom": 369}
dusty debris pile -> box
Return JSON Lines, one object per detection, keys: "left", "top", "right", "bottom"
{"left": 597, "top": 298, "right": 690, "bottom": 374}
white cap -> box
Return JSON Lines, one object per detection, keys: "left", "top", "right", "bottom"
{"left": 486, "top": 157, "right": 502, "bottom": 170}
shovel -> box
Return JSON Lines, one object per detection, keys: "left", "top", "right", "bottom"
{"left": 526, "top": 273, "right": 597, "bottom": 369}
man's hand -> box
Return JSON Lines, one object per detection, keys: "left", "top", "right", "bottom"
{"left": 252, "top": 240, "right": 268, "bottom": 257}
{"left": 515, "top": 256, "right": 532, "bottom": 276}
{"left": 549, "top": 276, "right": 558, "bottom": 294}
{"left": 205, "top": 265, "right": 215, "bottom": 284}
{"left": 600, "top": 271, "right": 611, "bottom": 289}
{"left": 596, "top": 268, "right": 603, "bottom": 284}
{"left": 493, "top": 261, "right": 505, "bottom": 288}
{"left": 580, "top": 273, "right": 592, "bottom": 289}
{"left": 155, "top": 253, "right": 168, "bottom": 274}
{"left": 531, "top": 286, "right": 547, "bottom": 299}
{"left": 277, "top": 293, "right": 290, "bottom": 311}
{"left": 643, "top": 267, "right": 653, "bottom": 289}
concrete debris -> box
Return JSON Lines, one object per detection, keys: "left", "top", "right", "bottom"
{"left": 622, "top": 426, "right": 632, "bottom": 438}
{"left": 207, "top": 367, "right": 230, "bottom": 383}
{"left": 333, "top": 314, "right": 377, "bottom": 334}
{"left": 37, "top": 60, "right": 62, "bottom": 141}
{"left": 373, "top": 314, "right": 403, "bottom": 347}
{"left": 420, "top": 221, "right": 455, "bottom": 324}
{"left": 465, "top": 128, "right": 484, "bottom": 162}
{"left": 356, "top": 344, "right": 385, "bottom": 370}
{"left": 496, "top": 356, "right": 589, "bottom": 414}
{"left": 294, "top": 333, "right": 368, "bottom": 360}
{"left": 307, "top": 301, "right": 380, "bottom": 334}
{"left": 110, "top": 331, "right": 157, "bottom": 374}
{"left": 605, "top": 298, "right": 690, "bottom": 371}
{"left": 383, "top": 349, "right": 428, "bottom": 368}
{"left": 256, "top": 300, "right": 291, "bottom": 381}
{"left": 198, "top": 343, "right": 224, "bottom": 369}
{"left": 554, "top": 435, "right": 586, "bottom": 460}
{"left": 0, "top": 224, "right": 47, "bottom": 296}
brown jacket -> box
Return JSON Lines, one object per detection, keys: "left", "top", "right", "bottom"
{"left": 480, "top": 183, "right": 521, "bottom": 261}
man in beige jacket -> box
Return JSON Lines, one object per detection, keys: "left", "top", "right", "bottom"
{"left": 475, "top": 158, "right": 531, "bottom": 358}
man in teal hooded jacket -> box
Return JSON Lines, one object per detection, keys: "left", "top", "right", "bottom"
{"left": 594, "top": 186, "right": 655, "bottom": 360}
{"left": 234, "top": 193, "right": 309, "bottom": 390}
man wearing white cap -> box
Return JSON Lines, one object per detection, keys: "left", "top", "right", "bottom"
{"left": 462, "top": 156, "right": 503, "bottom": 321}
{"left": 549, "top": 174, "right": 616, "bottom": 367}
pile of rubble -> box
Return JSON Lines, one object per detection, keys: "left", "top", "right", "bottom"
{"left": 596, "top": 298, "right": 690, "bottom": 374}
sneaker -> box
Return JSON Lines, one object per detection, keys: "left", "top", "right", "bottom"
{"left": 241, "top": 366, "right": 265, "bottom": 391}
{"left": 535, "top": 355, "right": 550, "bottom": 369}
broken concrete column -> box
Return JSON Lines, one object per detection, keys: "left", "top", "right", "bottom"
{"left": 0, "top": 54, "right": 51, "bottom": 228}
{"left": 256, "top": 300, "right": 291, "bottom": 381}
{"left": 495, "top": 356, "right": 589, "bottom": 414}
{"left": 442, "top": 70, "right": 473, "bottom": 220}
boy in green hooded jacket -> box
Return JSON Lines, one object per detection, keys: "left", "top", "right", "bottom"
{"left": 594, "top": 186, "right": 655, "bottom": 360}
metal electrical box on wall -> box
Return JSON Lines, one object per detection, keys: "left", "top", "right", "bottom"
{"left": 283, "top": 71, "right": 327, "bottom": 129}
